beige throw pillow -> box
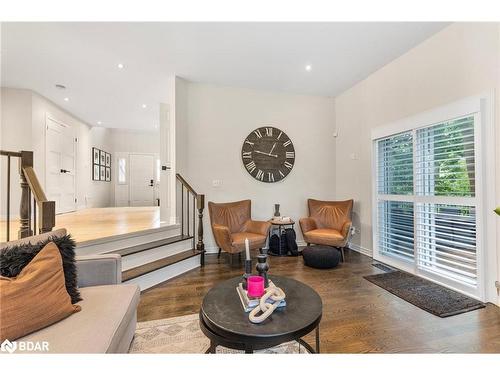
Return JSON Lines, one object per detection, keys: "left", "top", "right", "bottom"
{"left": 0, "top": 242, "right": 81, "bottom": 341}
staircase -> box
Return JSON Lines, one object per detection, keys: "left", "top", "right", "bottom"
{"left": 2, "top": 149, "right": 206, "bottom": 291}
{"left": 75, "top": 173, "right": 206, "bottom": 290}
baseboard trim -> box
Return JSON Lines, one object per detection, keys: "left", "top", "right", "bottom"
{"left": 349, "top": 243, "right": 373, "bottom": 257}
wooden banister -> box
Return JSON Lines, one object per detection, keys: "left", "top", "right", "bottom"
{"left": 176, "top": 173, "right": 205, "bottom": 266}
{"left": 1, "top": 149, "right": 56, "bottom": 241}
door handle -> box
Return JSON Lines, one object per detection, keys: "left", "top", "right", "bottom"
{"left": 60, "top": 169, "right": 71, "bottom": 173}
{"left": 149, "top": 179, "right": 154, "bottom": 187}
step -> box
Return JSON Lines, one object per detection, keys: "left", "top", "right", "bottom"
{"left": 75, "top": 224, "right": 181, "bottom": 256}
{"left": 104, "top": 234, "right": 193, "bottom": 257}
{"left": 121, "top": 236, "right": 194, "bottom": 271}
{"left": 122, "top": 249, "right": 202, "bottom": 282}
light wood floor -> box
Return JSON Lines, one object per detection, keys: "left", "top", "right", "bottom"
{"left": 138, "top": 249, "right": 500, "bottom": 353}
{"left": 0, "top": 206, "right": 160, "bottom": 243}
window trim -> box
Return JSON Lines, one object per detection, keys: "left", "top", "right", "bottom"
{"left": 371, "top": 93, "right": 495, "bottom": 302}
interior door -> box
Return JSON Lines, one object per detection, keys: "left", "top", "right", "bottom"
{"left": 129, "top": 154, "right": 155, "bottom": 206}
{"left": 45, "top": 117, "right": 76, "bottom": 214}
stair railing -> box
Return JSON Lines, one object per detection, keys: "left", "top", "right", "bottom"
{"left": 1, "top": 150, "right": 55, "bottom": 242}
{"left": 175, "top": 173, "right": 205, "bottom": 266}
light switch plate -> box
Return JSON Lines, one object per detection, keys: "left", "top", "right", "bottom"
{"left": 212, "top": 179, "right": 223, "bottom": 187}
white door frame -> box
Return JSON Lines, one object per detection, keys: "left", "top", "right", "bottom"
{"left": 45, "top": 114, "right": 77, "bottom": 214}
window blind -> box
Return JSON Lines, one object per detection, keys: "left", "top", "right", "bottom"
{"left": 375, "top": 114, "right": 479, "bottom": 292}
{"left": 377, "top": 132, "right": 413, "bottom": 195}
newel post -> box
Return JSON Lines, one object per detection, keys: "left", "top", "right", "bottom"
{"left": 197, "top": 194, "right": 205, "bottom": 266}
{"left": 18, "top": 151, "right": 33, "bottom": 238}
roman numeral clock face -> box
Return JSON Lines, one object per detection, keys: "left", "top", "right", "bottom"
{"left": 241, "top": 126, "right": 295, "bottom": 183}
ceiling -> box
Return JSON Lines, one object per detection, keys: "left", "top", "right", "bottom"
{"left": 1, "top": 22, "right": 448, "bottom": 130}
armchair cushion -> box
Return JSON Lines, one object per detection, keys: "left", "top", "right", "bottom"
{"left": 303, "top": 229, "right": 346, "bottom": 247}
{"left": 242, "top": 220, "right": 271, "bottom": 236}
{"left": 231, "top": 232, "right": 268, "bottom": 252}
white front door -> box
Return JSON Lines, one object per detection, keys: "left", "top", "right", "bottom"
{"left": 129, "top": 153, "right": 155, "bottom": 206}
{"left": 45, "top": 116, "right": 76, "bottom": 214}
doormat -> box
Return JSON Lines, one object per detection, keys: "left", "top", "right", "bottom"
{"left": 364, "top": 271, "right": 486, "bottom": 317}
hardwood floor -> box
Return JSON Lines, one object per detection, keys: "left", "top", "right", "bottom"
{"left": 0, "top": 206, "right": 160, "bottom": 243}
{"left": 138, "top": 248, "right": 500, "bottom": 353}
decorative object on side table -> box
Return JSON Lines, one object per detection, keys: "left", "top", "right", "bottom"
{"left": 273, "top": 204, "right": 280, "bottom": 218}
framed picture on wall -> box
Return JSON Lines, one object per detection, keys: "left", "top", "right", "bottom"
{"left": 92, "top": 147, "right": 100, "bottom": 164}
{"left": 105, "top": 152, "right": 111, "bottom": 167}
{"left": 105, "top": 167, "right": 111, "bottom": 182}
{"left": 100, "top": 165, "right": 106, "bottom": 181}
{"left": 100, "top": 150, "right": 106, "bottom": 165}
{"left": 93, "top": 164, "right": 100, "bottom": 181}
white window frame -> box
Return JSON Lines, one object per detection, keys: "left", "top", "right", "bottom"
{"left": 371, "top": 93, "right": 496, "bottom": 302}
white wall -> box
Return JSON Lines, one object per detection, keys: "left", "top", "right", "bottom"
{"left": 334, "top": 23, "right": 500, "bottom": 302}
{"left": 1, "top": 88, "right": 115, "bottom": 216}
{"left": 180, "top": 82, "right": 336, "bottom": 251}
{"left": 110, "top": 128, "right": 160, "bottom": 153}
{"left": 0, "top": 88, "right": 32, "bottom": 219}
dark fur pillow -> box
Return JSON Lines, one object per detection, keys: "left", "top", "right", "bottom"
{"left": 0, "top": 234, "right": 82, "bottom": 303}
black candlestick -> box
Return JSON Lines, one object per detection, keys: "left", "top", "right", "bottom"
{"left": 242, "top": 259, "right": 252, "bottom": 290}
{"left": 256, "top": 254, "right": 269, "bottom": 288}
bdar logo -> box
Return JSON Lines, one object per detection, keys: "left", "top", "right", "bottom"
{"left": 1, "top": 339, "right": 17, "bottom": 353}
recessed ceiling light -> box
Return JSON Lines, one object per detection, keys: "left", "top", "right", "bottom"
{"left": 142, "top": 104, "right": 147, "bottom": 109}
{"left": 55, "top": 84, "right": 66, "bottom": 90}
{"left": 305, "top": 64, "right": 312, "bottom": 72}
{"left": 64, "top": 97, "right": 69, "bottom": 102}
{"left": 97, "top": 121, "right": 102, "bottom": 125}
{"left": 117, "top": 63, "right": 124, "bottom": 69}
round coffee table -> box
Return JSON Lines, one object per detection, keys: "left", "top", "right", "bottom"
{"left": 199, "top": 275, "right": 322, "bottom": 353}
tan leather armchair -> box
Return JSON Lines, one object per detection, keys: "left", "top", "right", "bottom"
{"left": 299, "top": 199, "right": 353, "bottom": 262}
{"left": 208, "top": 200, "right": 271, "bottom": 262}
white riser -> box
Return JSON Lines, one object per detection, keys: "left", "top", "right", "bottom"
{"left": 75, "top": 224, "right": 181, "bottom": 256}
{"left": 124, "top": 255, "right": 200, "bottom": 291}
{"left": 121, "top": 239, "right": 194, "bottom": 271}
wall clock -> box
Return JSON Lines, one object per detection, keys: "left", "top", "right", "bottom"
{"left": 241, "top": 126, "right": 295, "bottom": 183}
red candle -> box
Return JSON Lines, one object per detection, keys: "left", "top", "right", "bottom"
{"left": 247, "top": 276, "right": 265, "bottom": 298}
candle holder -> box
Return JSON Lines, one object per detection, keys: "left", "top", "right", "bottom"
{"left": 256, "top": 254, "right": 269, "bottom": 288}
{"left": 242, "top": 259, "right": 252, "bottom": 290}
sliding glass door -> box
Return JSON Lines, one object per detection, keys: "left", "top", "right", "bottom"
{"left": 374, "top": 113, "right": 483, "bottom": 298}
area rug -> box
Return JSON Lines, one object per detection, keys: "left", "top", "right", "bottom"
{"left": 364, "top": 271, "right": 486, "bottom": 317}
{"left": 129, "top": 313, "right": 308, "bottom": 354}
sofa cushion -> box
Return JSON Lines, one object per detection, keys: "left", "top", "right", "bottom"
{"left": 0, "top": 242, "right": 81, "bottom": 341}
{"left": 20, "top": 284, "right": 140, "bottom": 353}
{"left": 0, "top": 229, "right": 81, "bottom": 303}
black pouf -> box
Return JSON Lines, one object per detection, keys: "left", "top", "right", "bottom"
{"left": 302, "top": 246, "right": 341, "bottom": 269}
